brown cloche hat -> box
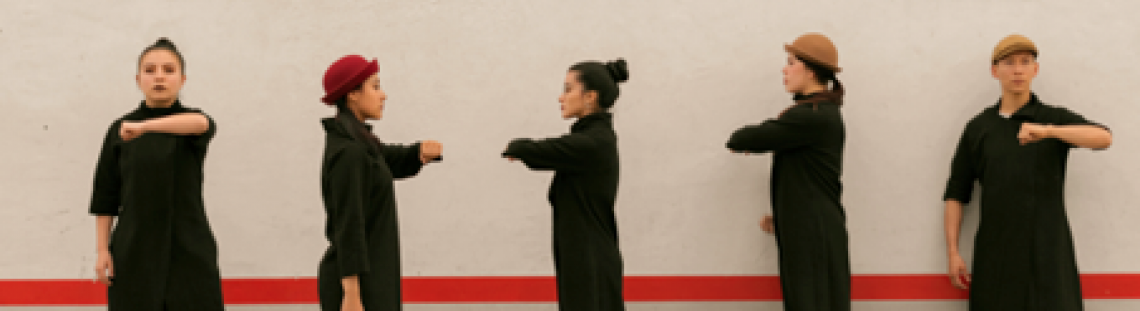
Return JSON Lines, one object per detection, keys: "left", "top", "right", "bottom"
{"left": 785, "top": 33, "right": 841, "bottom": 73}
{"left": 992, "top": 34, "right": 1038, "bottom": 64}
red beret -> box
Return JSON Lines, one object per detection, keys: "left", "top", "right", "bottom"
{"left": 321, "top": 55, "right": 378, "bottom": 104}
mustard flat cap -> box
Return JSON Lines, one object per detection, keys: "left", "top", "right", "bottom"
{"left": 993, "top": 34, "right": 1038, "bottom": 63}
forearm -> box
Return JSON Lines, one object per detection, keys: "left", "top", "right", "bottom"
{"left": 143, "top": 113, "right": 209, "bottom": 135}
{"left": 944, "top": 200, "right": 964, "bottom": 257}
{"left": 1049, "top": 125, "right": 1112, "bottom": 149}
{"left": 96, "top": 216, "right": 114, "bottom": 254}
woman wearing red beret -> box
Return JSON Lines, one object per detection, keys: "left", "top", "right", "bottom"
{"left": 317, "top": 55, "right": 442, "bottom": 311}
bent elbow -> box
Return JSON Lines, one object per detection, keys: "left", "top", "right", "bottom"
{"left": 726, "top": 140, "right": 741, "bottom": 151}
{"left": 194, "top": 115, "right": 211, "bottom": 134}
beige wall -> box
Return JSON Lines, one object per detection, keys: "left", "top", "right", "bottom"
{"left": 0, "top": 0, "right": 1137, "bottom": 287}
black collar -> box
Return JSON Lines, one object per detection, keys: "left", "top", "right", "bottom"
{"left": 571, "top": 112, "right": 613, "bottom": 132}
{"left": 322, "top": 111, "right": 377, "bottom": 142}
{"left": 136, "top": 100, "right": 187, "bottom": 118}
{"left": 993, "top": 93, "right": 1043, "bottom": 121}
{"left": 138, "top": 99, "right": 183, "bottom": 110}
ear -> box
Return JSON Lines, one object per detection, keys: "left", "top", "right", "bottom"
{"left": 584, "top": 90, "right": 600, "bottom": 107}
{"left": 135, "top": 74, "right": 142, "bottom": 89}
{"left": 346, "top": 88, "right": 362, "bottom": 104}
{"left": 991, "top": 64, "right": 999, "bottom": 79}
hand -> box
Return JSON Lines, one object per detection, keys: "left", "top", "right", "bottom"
{"left": 503, "top": 146, "right": 518, "bottom": 162}
{"left": 95, "top": 251, "right": 113, "bottom": 286}
{"left": 1018, "top": 123, "right": 1052, "bottom": 145}
{"left": 341, "top": 293, "right": 364, "bottom": 311}
{"left": 420, "top": 140, "right": 442, "bottom": 163}
{"left": 119, "top": 121, "right": 147, "bottom": 142}
{"left": 948, "top": 254, "right": 971, "bottom": 290}
{"left": 759, "top": 215, "right": 774, "bottom": 234}
{"left": 341, "top": 276, "right": 363, "bottom": 311}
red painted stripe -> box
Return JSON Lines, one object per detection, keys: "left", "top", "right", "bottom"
{"left": 0, "top": 274, "right": 1136, "bottom": 305}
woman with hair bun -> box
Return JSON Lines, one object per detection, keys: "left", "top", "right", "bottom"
{"left": 89, "top": 37, "right": 225, "bottom": 311}
{"left": 503, "top": 58, "right": 629, "bottom": 311}
{"left": 726, "top": 33, "right": 852, "bottom": 311}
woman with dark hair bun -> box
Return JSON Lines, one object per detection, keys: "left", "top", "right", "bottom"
{"left": 317, "top": 55, "right": 442, "bottom": 311}
{"left": 503, "top": 58, "right": 629, "bottom": 311}
{"left": 89, "top": 37, "right": 225, "bottom": 311}
{"left": 726, "top": 33, "right": 852, "bottom": 311}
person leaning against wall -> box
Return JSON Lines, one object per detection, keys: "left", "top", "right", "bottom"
{"left": 316, "top": 55, "right": 443, "bottom": 311}
{"left": 725, "top": 33, "right": 852, "bottom": 311}
{"left": 502, "top": 59, "right": 629, "bottom": 311}
{"left": 88, "top": 37, "right": 224, "bottom": 311}
{"left": 942, "top": 34, "right": 1112, "bottom": 311}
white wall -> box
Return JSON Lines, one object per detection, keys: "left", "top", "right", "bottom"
{"left": 1, "top": 0, "right": 1137, "bottom": 283}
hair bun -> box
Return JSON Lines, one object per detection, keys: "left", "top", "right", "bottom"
{"left": 154, "top": 37, "right": 176, "bottom": 48}
{"left": 605, "top": 58, "right": 629, "bottom": 83}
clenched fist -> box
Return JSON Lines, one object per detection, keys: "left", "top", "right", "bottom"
{"left": 119, "top": 121, "right": 147, "bottom": 142}
{"left": 420, "top": 140, "right": 442, "bottom": 163}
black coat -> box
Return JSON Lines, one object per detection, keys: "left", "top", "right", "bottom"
{"left": 89, "top": 101, "right": 224, "bottom": 311}
{"left": 318, "top": 116, "right": 425, "bottom": 311}
{"left": 944, "top": 94, "right": 1106, "bottom": 311}
{"left": 726, "top": 96, "right": 851, "bottom": 311}
{"left": 503, "top": 112, "right": 625, "bottom": 311}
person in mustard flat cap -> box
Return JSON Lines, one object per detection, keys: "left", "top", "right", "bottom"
{"left": 942, "top": 34, "right": 1112, "bottom": 311}
{"left": 726, "top": 32, "right": 851, "bottom": 311}
{"left": 316, "top": 55, "right": 443, "bottom": 311}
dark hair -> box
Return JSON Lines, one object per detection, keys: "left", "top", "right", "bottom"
{"left": 138, "top": 37, "right": 186, "bottom": 73}
{"left": 569, "top": 58, "right": 629, "bottom": 109}
{"left": 798, "top": 56, "right": 836, "bottom": 88}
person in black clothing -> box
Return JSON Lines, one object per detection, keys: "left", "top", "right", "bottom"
{"left": 317, "top": 55, "right": 442, "bottom": 311}
{"left": 89, "top": 38, "right": 224, "bottom": 311}
{"left": 943, "top": 34, "right": 1112, "bottom": 311}
{"left": 726, "top": 33, "right": 851, "bottom": 311}
{"left": 502, "top": 59, "right": 629, "bottom": 311}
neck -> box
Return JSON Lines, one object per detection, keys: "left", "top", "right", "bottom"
{"left": 577, "top": 105, "right": 602, "bottom": 119}
{"left": 347, "top": 104, "right": 367, "bottom": 122}
{"left": 798, "top": 83, "right": 828, "bottom": 96}
{"left": 999, "top": 90, "right": 1032, "bottom": 114}
{"left": 144, "top": 98, "right": 175, "bottom": 108}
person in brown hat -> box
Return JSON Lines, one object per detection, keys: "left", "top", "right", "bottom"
{"left": 317, "top": 55, "right": 442, "bottom": 311}
{"left": 726, "top": 33, "right": 851, "bottom": 311}
{"left": 942, "top": 34, "right": 1112, "bottom": 310}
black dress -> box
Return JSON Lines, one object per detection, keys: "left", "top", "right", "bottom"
{"left": 503, "top": 112, "right": 625, "bottom": 311}
{"left": 726, "top": 94, "right": 851, "bottom": 311}
{"left": 88, "top": 101, "right": 224, "bottom": 311}
{"left": 943, "top": 94, "right": 1107, "bottom": 311}
{"left": 318, "top": 115, "right": 426, "bottom": 311}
